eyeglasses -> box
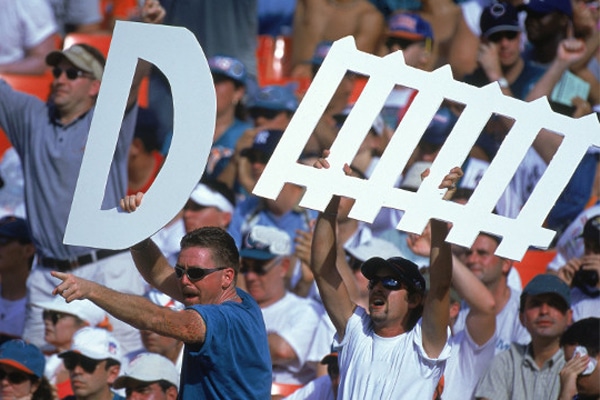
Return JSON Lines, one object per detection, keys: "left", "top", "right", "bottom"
{"left": 240, "top": 257, "right": 281, "bottom": 276}
{"left": 0, "top": 368, "right": 31, "bottom": 384}
{"left": 42, "top": 310, "right": 72, "bottom": 325}
{"left": 174, "top": 265, "right": 226, "bottom": 282}
{"left": 368, "top": 276, "right": 404, "bottom": 291}
{"left": 52, "top": 67, "right": 91, "bottom": 80}
{"left": 62, "top": 355, "right": 101, "bottom": 374}
{"left": 243, "top": 150, "right": 270, "bottom": 165}
{"left": 488, "top": 31, "right": 519, "bottom": 43}
{"left": 249, "top": 107, "right": 282, "bottom": 120}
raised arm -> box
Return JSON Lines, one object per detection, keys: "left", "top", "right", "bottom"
{"left": 421, "top": 167, "right": 462, "bottom": 358}
{"left": 311, "top": 195, "right": 355, "bottom": 340}
{"left": 120, "top": 193, "right": 183, "bottom": 302}
{"left": 452, "top": 255, "right": 496, "bottom": 345}
{"left": 51, "top": 271, "right": 206, "bottom": 344}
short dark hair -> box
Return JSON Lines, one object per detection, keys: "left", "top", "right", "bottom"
{"left": 180, "top": 227, "right": 240, "bottom": 273}
{"left": 560, "top": 317, "right": 600, "bottom": 357}
{"left": 157, "top": 379, "right": 177, "bottom": 392}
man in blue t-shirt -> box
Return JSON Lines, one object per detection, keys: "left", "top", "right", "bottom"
{"left": 52, "top": 227, "right": 272, "bottom": 399}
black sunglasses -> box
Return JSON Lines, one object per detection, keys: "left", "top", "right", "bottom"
{"left": 488, "top": 30, "right": 519, "bottom": 43}
{"left": 0, "top": 236, "right": 16, "bottom": 246}
{"left": 174, "top": 265, "right": 225, "bottom": 282}
{"left": 0, "top": 368, "right": 32, "bottom": 384}
{"left": 249, "top": 107, "right": 282, "bottom": 120}
{"left": 368, "top": 276, "right": 404, "bottom": 291}
{"left": 52, "top": 67, "right": 90, "bottom": 80}
{"left": 243, "top": 150, "right": 270, "bottom": 165}
{"left": 42, "top": 310, "right": 72, "bottom": 325}
{"left": 239, "top": 258, "right": 279, "bottom": 276}
{"left": 62, "top": 355, "right": 101, "bottom": 374}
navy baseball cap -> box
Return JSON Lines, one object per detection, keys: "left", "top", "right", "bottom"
{"left": 240, "top": 225, "right": 292, "bottom": 260}
{"left": 208, "top": 55, "right": 246, "bottom": 86}
{"left": 361, "top": 256, "right": 426, "bottom": 293}
{"left": 520, "top": 274, "right": 571, "bottom": 311}
{"left": 240, "top": 129, "right": 284, "bottom": 160}
{"left": 580, "top": 215, "right": 600, "bottom": 243}
{"left": 249, "top": 85, "right": 299, "bottom": 112}
{"left": 387, "top": 12, "right": 434, "bottom": 41}
{"left": 0, "top": 216, "right": 31, "bottom": 243}
{"left": 421, "top": 107, "right": 458, "bottom": 146}
{"left": 311, "top": 41, "right": 333, "bottom": 66}
{"left": 480, "top": 2, "right": 521, "bottom": 39}
{"left": 523, "top": 0, "right": 572, "bottom": 17}
{"left": 0, "top": 340, "right": 45, "bottom": 378}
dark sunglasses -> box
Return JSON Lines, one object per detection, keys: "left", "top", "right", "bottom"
{"left": 488, "top": 30, "right": 519, "bottom": 43}
{"left": 249, "top": 107, "right": 282, "bottom": 120}
{"left": 174, "top": 265, "right": 225, "bottom": 282}
{"left": 239, "top": 257, "right": 281, "bottom": 276}
{"left": 42, "top": 310, "right": 72, "bottom": 325}
{"left": 0, "top": 368, "right": 32, "bottom": 384}
{"left": 62, "top": 355, "right": 101, "bottom": 374}
{"left": 52, "top": 67, "right": 90, "bottom": 80}
{"left": 0, "top": 236, "right": 16, "bottom": 246}
{"left": 368, "top": 276, "right": 404, "bottom": 291}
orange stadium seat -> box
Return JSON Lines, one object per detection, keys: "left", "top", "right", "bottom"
{"left": 513, "top": 249, "right": 557, "bottom": 287}
{"left": 63, "top": 32, "right": 113, "bottom": 57}
{"left": 271, "top": 382, "right": 303, "bottom": 397}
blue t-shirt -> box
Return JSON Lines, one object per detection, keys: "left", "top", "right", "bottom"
{"left": 179, "top": 288, "right": 271, "bottom": 399}
{"left": 204, "top": 118, "right": 252, "bottom": 181}
{"left": 462, "top": 61, "right": 546, "bottom": 100}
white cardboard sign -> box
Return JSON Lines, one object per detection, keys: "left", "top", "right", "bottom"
{"left": 63, "top": 21, "right": 215, "bottom": 249}
{"left": 253, "top": 36, "right": 600, "bottom": 261}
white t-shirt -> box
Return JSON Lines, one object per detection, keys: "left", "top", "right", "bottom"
{"left": 334, "top": 308, "right": 451, "bottom": 399}
{"left": 442, "top": 328, "right": 497, "bottom": 400}
{"left": 453, "top": 287, "right": 530, "bottom": 354}
{"left": 547, "top": 205, "right": 600, "bottom": 271}
{"left": 283, "top": 375, "right": 334, "bottom": 400}
{"left": 571, "top": 287, "right": 600, "bottom": 321}
{"left": 0, "top": 0, "right": 57, "bottom": 64}
{"left": 262, "top": 292, "right": 335, "bottom": 385}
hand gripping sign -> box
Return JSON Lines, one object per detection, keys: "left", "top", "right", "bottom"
{"left": 63, "top": 21, "right": 215, "bottom": 249}
{"left": 253, "top": 36, "right": 600, "bottom": 261}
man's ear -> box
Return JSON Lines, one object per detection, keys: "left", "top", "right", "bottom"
{"left": 166, "top": 385, "right": 178, "bottom": 400}
{"left": 106, "top": 364, "right": 120, "bottom": 385}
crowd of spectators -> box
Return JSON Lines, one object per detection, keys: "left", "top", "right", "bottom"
{"left": 0, "top": 0, "right": 599, "bottom": 399}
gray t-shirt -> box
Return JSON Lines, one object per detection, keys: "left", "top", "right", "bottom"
{"left": 0, "top": 80, "right": 137, "bottom": 259}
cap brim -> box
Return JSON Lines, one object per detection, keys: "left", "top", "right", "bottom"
{"left": 360, "top": 257, "right": 393, "bottom": 280}
{"left": 239, "top": 248, "right": 276, "bottom": 260}
{"left": 0, "top": 359, "right": 35, "bottom": 376}
{"left": 483, "top": 26, "right": 521, "bottom": 38}
{"left": 387, "top": 32, "right": 426, "bottom": 41}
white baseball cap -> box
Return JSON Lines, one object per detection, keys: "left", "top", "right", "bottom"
{"left": 59, "top": 327, "right": 122, "bottom": 363}
{"left": 346, "top": 237, "right": 402, "bottom": 263}
{"left": 189, "top": 182, "right": 234, "bottom": 214}
{"left": 113, "top": 353, "right": 179, "bottom": 390}
{"left": 145, "top": 288, "right": 184, "bottom": 311}
{"left": 35, "top": 296, "right": 107, "bottom": 327}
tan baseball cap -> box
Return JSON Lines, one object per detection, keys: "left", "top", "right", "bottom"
{"left": 46, "top": 45, "right": 105, "bottom": 81}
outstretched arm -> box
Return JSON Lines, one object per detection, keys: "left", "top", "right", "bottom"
{"left": 421, "top": 167, "right": 462, "bottom": 358}
{"left": 52, "top": 271, "right": 206, "bottom": 343}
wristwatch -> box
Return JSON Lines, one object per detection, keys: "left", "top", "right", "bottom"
{"left": 497, "top": 77, "right": 509, "bottom": 89}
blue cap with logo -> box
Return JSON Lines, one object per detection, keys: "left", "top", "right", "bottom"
{"left": 241, "top": 129, "right": 284, "bottom": 159}
{"left": 249, "top": 84, "right": 299, "bottom": 112}
{"left": 208, "top": 55, "right": 246, "bottom": 86}
{"left": 0, "top": 340, "right": 45, "bottom": 378}
{"left": 387, "top": 12, "right": 434, "bottom": 41}
{"left": 480, "top": 2, "right": 521, "bottom": 39}
{"left": 420, "top": 107, "right": 458, "bottom": 146}
{"left": 240, "top": 225, "right": 292, "bottom": 260}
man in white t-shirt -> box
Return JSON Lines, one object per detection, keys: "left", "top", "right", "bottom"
{"left": 241, "top": 225, "right": 334, "bottom": 388}
{"left": 311, "top": 163, "right": 462, "bottom": 399}
{"left": 452, "top": 233, "right": 531, "bottom": 354}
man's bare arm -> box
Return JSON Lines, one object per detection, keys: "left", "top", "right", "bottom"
{"left": 52, "top": 271, "right": 205, "bottom": 343}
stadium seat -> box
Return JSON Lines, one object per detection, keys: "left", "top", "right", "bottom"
{"left": 63, "top": 32, "right": 113, "bottom": 57}
{"left": 512, "top": 249, "right": 557, "bottom": 287}
{"left": 271, "top": 382, "right": 303, "bottom": 397}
